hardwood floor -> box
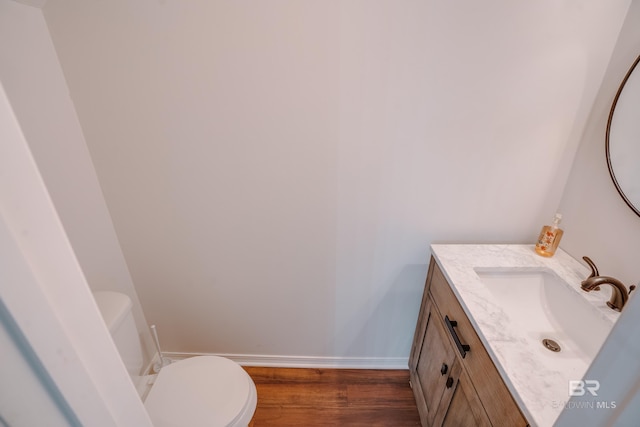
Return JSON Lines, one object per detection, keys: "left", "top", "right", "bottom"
{"left": 244, "top": 367, "right": 422, "bottom": 426}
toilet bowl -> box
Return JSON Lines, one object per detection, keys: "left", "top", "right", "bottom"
{"left": 145, "top": 356, "right": 257, "bottom": 427}
{"left": 93, "top": 291, "right": 257, "bottom": 427}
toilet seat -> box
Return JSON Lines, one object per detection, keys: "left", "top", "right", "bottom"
{"left": 144, "top": 356, "right": 257, "bottom": 427}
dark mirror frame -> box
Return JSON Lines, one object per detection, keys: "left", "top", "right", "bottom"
{"left": 606, "top": 53, "right": 640, "bottom": 218}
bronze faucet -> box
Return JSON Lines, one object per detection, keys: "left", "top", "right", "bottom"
{"left": 581, "top": 256, "right": 635, "bottom": 312}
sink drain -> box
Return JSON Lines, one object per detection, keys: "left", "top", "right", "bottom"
{"left": 542, "top": 338, "right": 561, "bottom": 352}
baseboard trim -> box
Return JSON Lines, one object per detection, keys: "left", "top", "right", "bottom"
{"left": 162, "top": 352, "right": 409, "bottom": 370}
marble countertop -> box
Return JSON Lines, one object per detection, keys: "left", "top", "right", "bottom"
{"left": 430, "top": 244, "right": 620, "bottom": 427}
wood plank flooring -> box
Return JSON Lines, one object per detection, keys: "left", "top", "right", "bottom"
{"left": 244, "top": 367, "right": 421, "bottom": 426}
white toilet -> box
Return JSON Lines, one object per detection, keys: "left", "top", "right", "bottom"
{"left": 93, "top": 291, "right": 257, "bottom": 427}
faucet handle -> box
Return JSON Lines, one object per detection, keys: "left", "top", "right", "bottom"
{"left": 630, "top": 285, "right": 637, "bottom": 295}
{"left": 582, "top": 256, "right": 599, "bottom": 278}
{"left": 582, "top": 256, "right": 601, "bottom": 290}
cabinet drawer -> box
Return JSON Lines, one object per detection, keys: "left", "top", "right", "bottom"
{"left": 429, "top": 260, "right": 528, "bottom": 427}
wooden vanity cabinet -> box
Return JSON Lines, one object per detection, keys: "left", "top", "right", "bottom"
{"left": 409, "top": 257, "right": 529, "bottom": 427}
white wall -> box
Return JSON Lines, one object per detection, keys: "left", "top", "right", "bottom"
{"left": 0, "top": 0, "right": 155, "bottom": 368}
{"left": 40, "top": 0, "right": 630, "bottom": 362}
{"left": 558, "top": 1, "right": 640, "bottom": 287}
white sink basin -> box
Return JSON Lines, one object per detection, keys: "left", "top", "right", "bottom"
{"left": 474, "top": 268, "right": 612, "bottom": 364}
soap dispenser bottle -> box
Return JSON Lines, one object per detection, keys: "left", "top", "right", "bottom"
{"left": 535, "top": 213, "right": 564, "bottom": 257}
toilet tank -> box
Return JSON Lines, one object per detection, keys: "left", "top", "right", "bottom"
{"left": 93, "top": 291, "right": 144, "bottom": 379}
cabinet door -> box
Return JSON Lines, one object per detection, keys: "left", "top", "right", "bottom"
{"left": 429, "top": 259, "right": 529, "bottom": 426}
{"left": 434, "top": 362, "right": 491, "bottom": 427}
{"left": 412, "top": 298, "right": 457, "bottom": 426}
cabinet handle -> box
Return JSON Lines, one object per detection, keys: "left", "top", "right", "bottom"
{"left": 445, "top": 315, "right": 470, "bottom": 358}
{"left": 446, "top": 377, "right": 454, "bottom": 389}
{"left": 440, "top": 363, "right": 448, "bottom": 375}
